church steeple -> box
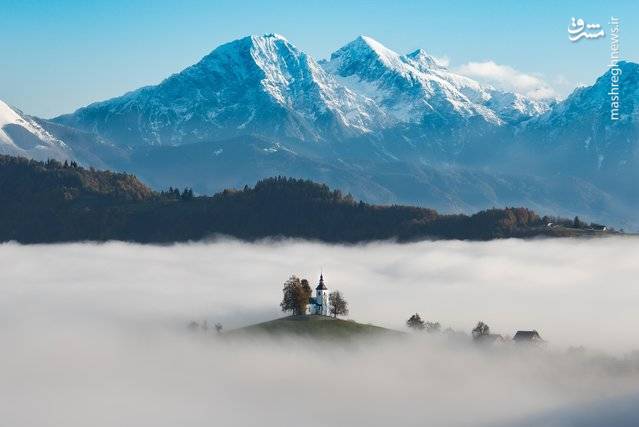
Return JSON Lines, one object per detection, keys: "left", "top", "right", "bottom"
{"left": 316, "top": 273, "right": 327, "bottom": 290}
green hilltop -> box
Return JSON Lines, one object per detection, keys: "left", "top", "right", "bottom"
{"left": 228, "top": 315, "right": 401, "bottom": 339}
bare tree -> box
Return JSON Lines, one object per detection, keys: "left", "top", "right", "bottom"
{"left": 214, "top": 323, "right": 223, "bottom": 333}
{"left": 328, "top": 291, "right": 349, "bottom": 318}
{"left": 406, "top": 313, "right": 425, "bottom": 330}
{"left": 472, "top": 321, "right": 490, "bottom": 339}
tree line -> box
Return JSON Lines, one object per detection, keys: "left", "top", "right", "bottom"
{"left": 407, "top": 314, "right": 491, "bottom": 338}
{"left": 406, "top": 314, "right": 541, "bottom": 345}
{"left": 0, "top": 154, "right": 609, "bottom": 244}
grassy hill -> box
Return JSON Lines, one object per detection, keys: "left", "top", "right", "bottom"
{"left": 228, "top": 315, "right": 402, "bottom": 339}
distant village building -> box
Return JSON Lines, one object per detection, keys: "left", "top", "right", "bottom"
{"left": 591, "top": 223, "right": 607, "bottom": 231}
{"left": 307, "top": 274, "right": 329, "bottom": 316}
{"left": 513, "top": 330, "right": 544, "bottom": 344}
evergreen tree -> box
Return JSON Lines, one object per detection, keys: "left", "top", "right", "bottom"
{"left": 181, "top": 188, "right": 194, "bottom": 201}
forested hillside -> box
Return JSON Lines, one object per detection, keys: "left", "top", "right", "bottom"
{"left": 0, "top": 155, "right": 609, "bottom": 243}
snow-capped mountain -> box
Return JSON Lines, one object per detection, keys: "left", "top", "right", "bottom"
{"left": 484, "top": 89, "right": 552, "bottom": 123}
{"left": 3, "top": 34, "right": 637, "bottom": 228}
{"left": 509, "top": 60, "right": 639, "bottom": 193}
{"left": 322, "top": 36, "right": 550, "bottom": 126}
{"left": 55, "top": 34, "right": 388, "bottom": 147}
{"left": 0, "top": 99, "right": 72, "bottom": 161}
{"left": 55, "top": 34, "right": 551, "bottom": 149}
{"left": 322, "top": 36, "right": 500, "bottom": 125}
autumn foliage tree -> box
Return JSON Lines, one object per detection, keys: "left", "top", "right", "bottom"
{"left": 328, "top": 291, "right": 349, "bottom": 318}
{"left": 298, "top": 279, "right": 312, "bottom": 314}
{"left": 280, "top": 276, "right": 312, "bottom": 315}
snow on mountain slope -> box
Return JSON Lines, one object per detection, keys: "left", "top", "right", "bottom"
{"left": 322, "top": 36, "right": 498, "bottom": 124}
{"left": 528, "top": 61, "right": 638, "bottom": 128}
{"left": 485, "top": 89, "right": 552, "bottom": 123}
{"left": 55, "top": 34, "right": 552, "bottom": 150}
{"left": 404, "top": 49, "right": 448, "bottom": 73}
{"left": 55, "top": 34, "right": 388, "bottom": 147}
{"left": 322, "top": 36, "right": 549, "bottom": 125}
{"left": 517, "top": 61, "right": 639, "bottom": 177}
{"left": 0, "top": 99, "right": 71, "bottom": 161}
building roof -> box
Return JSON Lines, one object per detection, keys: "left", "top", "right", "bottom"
{"left": 316, "top": 274, "right": 327, "bottom": 290}
{"left": 513, "top": 330, "right": 542, "bottom": 341}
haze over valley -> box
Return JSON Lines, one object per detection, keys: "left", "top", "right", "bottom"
{"left": 2, "top": 238, "right": 639, "bottom": 426}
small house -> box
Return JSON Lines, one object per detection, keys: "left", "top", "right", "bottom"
{"left": 513, "top": 330, "right": 543, "bottom": 344}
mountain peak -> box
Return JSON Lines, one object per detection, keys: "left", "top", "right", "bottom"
{"left": 208, "top": 33, "right": 297, "bottom": 60}
{"left": 324, "top": 35, "right": 410, "bottom": 84}
{"left": 406, "top": 48, "right": 427, "bottom": 58}
{"left": 191, "top": 32, "right": 307, "bottom": 93}
{"left": 0, "top": 98, "right": 70, "bottom": 160}
{"left": 356, "top": 35, "right": 389, "bottom": 52}
{"left": 258, "top": 32, "right": 288, "bottom": 41}
{"left": 579, "top": 61, "right": 638, "bottom": 95}
{"left": 337, "top": 35, "right": 404, "bottom": 68}
{"left": 243, "top": 33, "right": 292, "bottom": 50}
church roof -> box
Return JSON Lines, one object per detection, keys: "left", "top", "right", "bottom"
{"left": 513, "top": 330, "right": 543, "bottom": 341}
{"left": 316, "top": 274, "right": 327, "bottom": 290}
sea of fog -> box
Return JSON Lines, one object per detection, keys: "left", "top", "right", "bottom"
{"left": 1, "top": 237, "right": 638, "bottom": 426}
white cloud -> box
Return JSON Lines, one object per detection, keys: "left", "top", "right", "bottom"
{"left": 456, "top": 61, "right": 557, "bottom": 100}
{"left": 1, "top": 239, "right": 639, "bottom": 426}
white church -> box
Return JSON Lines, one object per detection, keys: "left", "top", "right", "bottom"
{"left": 307, "top": 274, "right": 329, "bottom": 316}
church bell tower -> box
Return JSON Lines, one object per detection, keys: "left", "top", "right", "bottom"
{"left": 316, "top": 274, "right": 328, "bottom": 316}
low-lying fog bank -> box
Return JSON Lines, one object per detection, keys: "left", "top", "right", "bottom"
{"left": 1, "top": 237, "right": 638, "bottom": 426}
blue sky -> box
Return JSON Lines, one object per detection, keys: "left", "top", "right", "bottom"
{"left": 1, "top": 0, "right": 636, "bottom": 118}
